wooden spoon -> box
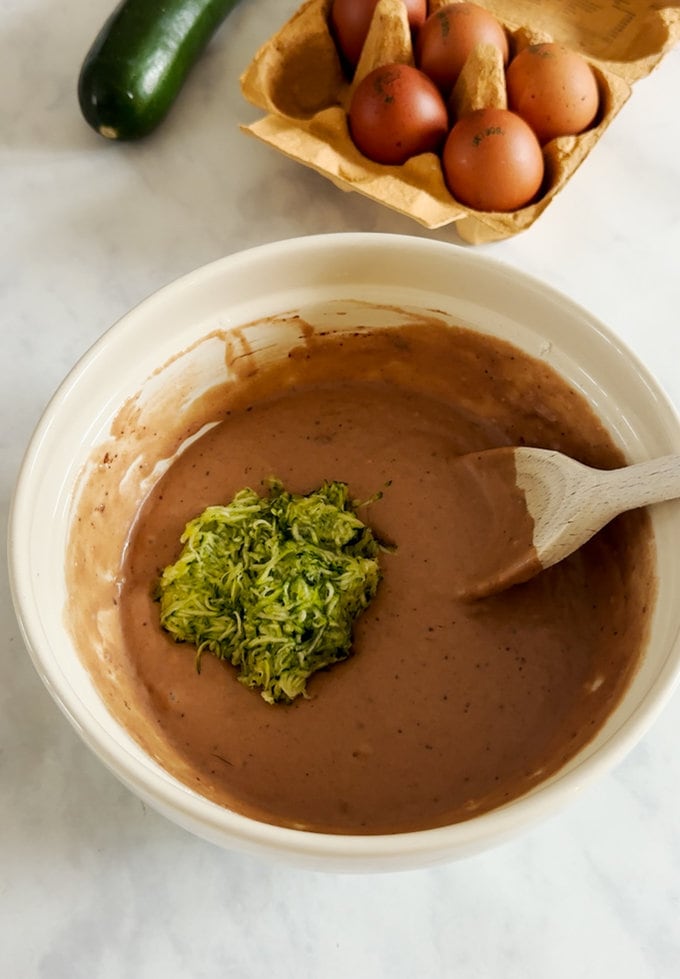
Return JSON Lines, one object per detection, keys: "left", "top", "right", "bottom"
{"left": 458, "top": 447, "right": 680, "bottom": 599}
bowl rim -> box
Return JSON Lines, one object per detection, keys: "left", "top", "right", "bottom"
{"left": 9, "top": 231, "right": 680, "bottom": 867}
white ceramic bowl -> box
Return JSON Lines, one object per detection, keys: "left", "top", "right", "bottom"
{"left": 9, "top": 233, "right": 680, "bottom": 871}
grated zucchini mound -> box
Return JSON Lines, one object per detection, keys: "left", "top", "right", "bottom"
{"left": 157, "top": 479, "right": 383, "bottom": 703}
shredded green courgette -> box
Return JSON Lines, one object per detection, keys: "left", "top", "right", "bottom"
{"left": 156, "top": 478, "right": 384, "bottom": 703}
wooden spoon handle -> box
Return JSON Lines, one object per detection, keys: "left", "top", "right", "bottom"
{"left": 522, "top": 450, "right": 680, "bottom": 573}
{"left": 599, "top": 454, "right": 680, "bottom": 515}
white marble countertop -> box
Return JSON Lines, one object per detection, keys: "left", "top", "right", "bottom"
{"left": 3, "top": 0, "right": 680, "bottom": 975}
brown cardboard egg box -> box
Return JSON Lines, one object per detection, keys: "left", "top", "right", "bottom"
{"left": 240, "top": 0, "right": 680, "bottom": 243}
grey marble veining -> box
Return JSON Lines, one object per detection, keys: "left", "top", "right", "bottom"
{"left": 2, "top": 1, "right": 680, "bottom": 975}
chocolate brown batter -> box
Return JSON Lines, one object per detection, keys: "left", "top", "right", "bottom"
{"left": 117, "top": 320, "right": 655, "bottom": 834}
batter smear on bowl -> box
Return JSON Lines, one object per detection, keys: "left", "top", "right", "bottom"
{"left": 115, "top": 319, "right": 654, "bottom": 835}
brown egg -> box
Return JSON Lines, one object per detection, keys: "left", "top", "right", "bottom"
{"left": 348, "top": 63, "right": 449, "bottom": 165}
{"left": 330, "top": 0, "right": 427, "bottom": 68}
{"left": 442, "top": 107, "right": 544, "bottom": 212}
{"left": 416, "top": 2, "right": 509, "bottom": 95}
{"left": 506, "top": 43, "right": 600, "bottom": 143}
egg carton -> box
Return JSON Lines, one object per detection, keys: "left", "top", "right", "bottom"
{"left": 240, "top": 0, "right": 680, "bottom": 243}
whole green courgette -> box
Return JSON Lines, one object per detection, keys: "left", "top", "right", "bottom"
{"left": 78, "top": 0, "right": 243, "bottom": 140}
